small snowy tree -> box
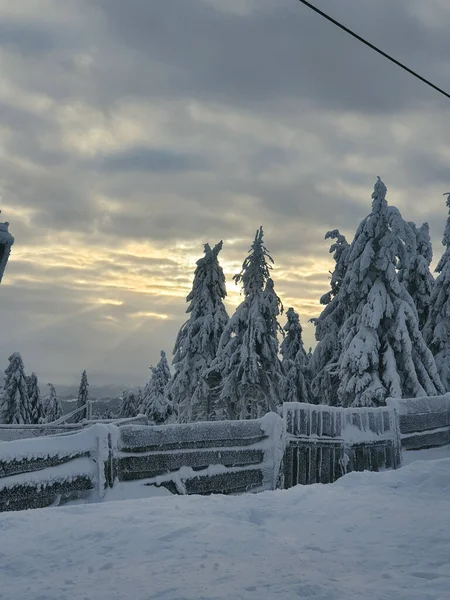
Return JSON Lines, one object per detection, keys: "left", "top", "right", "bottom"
{"left": 0, "top": 352, "right": 31, "bottom": 424}
{"left": 27, "top": 372, "right": 45, "bottom": 424}
{"left": 399, "top": 222, "right": 434, "bottom": 331}
{"left": 280, "top": 308, "right": 310, "bottom": 403}
{"left": 423, "top": 195, "right": 450, "bottom": 390}
{"left": 167, "top": 241, "right": 229, "bottom": 423}
{"left": 211, "top": 227, "right": 287, "bottom": 419}
{"left": 310, "top": 230, "right": 350, "bottom": 405}
{"left": 74, "top": 370, "right": 89, "bottom": 422}
{"left": 142, "top": 350, "right": 172, "bottom": 424}
{"left": 101, "top": 406, "right": 115, "bottom": 419}
{"left": 336, "top": 177, "right": 443, "bottom": 407}
{"left": 117, "top": 390, "right": 138, "bottom": 419}
{"left": 44, "top": 383, "right": 63, "bottom": 423}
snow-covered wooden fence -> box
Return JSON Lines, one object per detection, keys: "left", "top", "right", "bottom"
{"left": 0, "top": 424, "right": 112, "bottom": 512}
{"left": 387, "top": 395, "right": 450, "bottom": 450}
{"left": 115, "top": 413, "right": 285, "bottom": 495}
{"left": 282, "top": 403, "right": 402, "bottom": 488}
{"left": 0, "top": 415, "right": 285, "bottom": 512}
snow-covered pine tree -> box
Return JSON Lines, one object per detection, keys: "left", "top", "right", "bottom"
{"left": 102, "top": 406, "right": 115, "bottom": 420}
{"left": 117, "top": 390, "right": 138, "bottom": 419}
{"left": 74, "top": 370, "right": 89, "bottom": 422}
{"left": 0, "top": 352, "right": 31, "bottom": 424}
{"left": 280, "top": 308, "right": 310, "bottom": 403}
{"left": 141, "top": 350, "right": 172, "bottom": 424}
{"left": 211, "top": 227, "right": 286, "bottom": 419}
{"left": 44, "top": 383, "right": 63, "bottom": 423}
{"left": 27, "top": 372, "right": 45, "bottom": 424}
{"left": 167, "top": 241, "right": 228, "bottom": 423}
{"left": 319, "top": 229, "right": 350, "bottom": 305}
{"left": 423, "top": 195, "right": 450, "bottom": 390}
{"left": 337, "top": 177, "right": 443, "bottom": 407}
{"left": 136, "top": 388, "right": 143, "bottom": 413}
{"left": 398, "top": 222, "right": 434, "bottom": 331}
{"left": 309, "top": 230, "right": 351, "bottom": 405}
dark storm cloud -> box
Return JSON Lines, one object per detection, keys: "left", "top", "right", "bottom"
{"left": 1, "top": 0, "right": 450, "bottom": 383}
{"left": 93, "top": 0, "right": 450, "bottom": 113}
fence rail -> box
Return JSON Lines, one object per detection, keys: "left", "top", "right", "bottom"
{"left": 0, "top": 415, "right": 285, "bottom": 511}
{"left": 7, "top": 392, "right": 450, "bottom": 513}
{"left": 387, "top": 394, "right": 450, "bottom": 450}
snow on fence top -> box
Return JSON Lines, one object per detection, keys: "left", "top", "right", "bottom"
{"left": 0, "top": 424, "right": 105, "bottom": 463}
{"left": 282, "top": 402, "right": 398, "bottom": 443}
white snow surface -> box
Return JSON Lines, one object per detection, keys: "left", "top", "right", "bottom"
{"left": 2, "top": 456, "right": 450, "bottom": 600}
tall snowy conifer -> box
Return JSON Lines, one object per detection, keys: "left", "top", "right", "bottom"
{"left": 74, "top": 370, "right": 89, "bottom": 422}
{"left": 118, "top": 390, "right": 138, "bottom": 419}
{"left": 167, "top": 241, "right": 228, "bottom": 423}
{"left": 280, "top": 308, "right": 310, "bottom": 403}
{"left": 423, "top": 195, "right": 450, "bottom": 390}
{"left": 337, "top": 178, "right": 443, "bottom": 407}
{"left": 399, "top": 222, "right": 434, "bottom": 331}
{"left": 27, "top": 372, "right": 45, "bottom": 424}
{"left": 44, "top": 383, "right": 63, "bottom": 423}
{"left": 0, "top": 352, "right": 31, "bottom": 424}
{"left": 142, "top": 350, "right": 172, "bottom": 424}
{"left": 310, "top": 230, "right": 350, "bottom": 405}
{"left": 212, "top": 227, "right": 286, "bottom": 419}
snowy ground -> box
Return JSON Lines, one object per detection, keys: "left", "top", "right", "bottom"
{"left": 402, "top": 444, "right": 450, "bottom": 465}
{"left": 1, "top": 455, "right": 450, "bottom": 600}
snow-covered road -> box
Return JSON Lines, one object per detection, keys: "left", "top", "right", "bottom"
{"left": 1, "top": 456, "right": 450, "bottom": 600}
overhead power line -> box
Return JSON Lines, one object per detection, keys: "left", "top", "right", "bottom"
{"left": 297, "top": 0, "right": 450, "bottom": 101}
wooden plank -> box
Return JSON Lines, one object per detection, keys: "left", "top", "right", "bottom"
{"left": 117, "top": 448, "right": 264, "bottom": 482}
{"left": 299, "top": 408, "right": 308, "bottom": 436}
{"left": 0, "top": 452, "right": 89, "bottom": 479}
{"left": 296, "top": 446, "right": 308, "bottom": 485}
{"left": 402, "top": 429, "right": 450, "bottom": 450}
{"left": 309, "top": 445, "right": 317, "bottom": 484}
{"left": 322, "top": 411, "right": 332, "bottom": 437}
{"left": 320, "top": 446, "right": 332, "bottom": 484}
{"left": 183, "top": 468, "right": 263, "bottom": 495}
{"left": 291, "top": 445, "right": 299, "bottom": 485}
{"left": 0, "top": 476, "right": 94, "bottom": 513}
{"left": 283, "top": 445, "right": 293, "bottom": 490}
{"left": 120, "top": 420, "right": 267, "bottom": 453}
{"left": 400, "top": 412, "right": 449, "bottom": 434}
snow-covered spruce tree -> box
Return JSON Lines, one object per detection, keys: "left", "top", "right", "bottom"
{"left": 167, "top": 241, "right": 229, "bottom": 423}
{"left": 211, "top": 227, "right": 287, "bottom": 420}
{"left": 117, "top": 390, "right": 138, "bottom": 419}
{"left": 280, "top": 308, "right": 310, "bottom": 403}
{"left": 44, "top": 383, "right": 63, "bottom": 423}
{"left": 102, "top": 407, "right": 115, "bottom": 419}
{"left": 309, "top": 230, "right": 351, "bottom": 405}
{"left": 337, "top": 177, "right": 443, "bottom": 407}
{"left": 423, "top": 195, "right": 450, "bottom": 390}
{"left": 0, "top": 352, "right": 31, "bottom": 424}
{"left": 141, "top": 350, "right": 172, "bottom": 424}
{"left": 319, "top": 229, "right": 350, "bottom": 305}
{"left": 27, "top": 372, "right": 45, "bottom": 424}
{"left": 398, "top": 222, "right": 434, "bottom": 331}
{"left": 74, "top": 370, "right": 89, "bottom": 422}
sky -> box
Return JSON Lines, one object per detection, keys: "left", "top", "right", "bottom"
{"left": 1, "top": 0, "right": 450, "bottom": 388}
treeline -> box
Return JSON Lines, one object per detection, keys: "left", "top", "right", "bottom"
{"left": 2, "top": 177, "right": 450, "bottom": 425}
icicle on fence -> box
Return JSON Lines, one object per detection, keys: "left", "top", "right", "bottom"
{"left": 281, "top": 402, "right": 402, "bottom": 488}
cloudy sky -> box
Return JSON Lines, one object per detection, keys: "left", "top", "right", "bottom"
{"left": 1, "top": 0, "right": 450, "bottom": 388}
